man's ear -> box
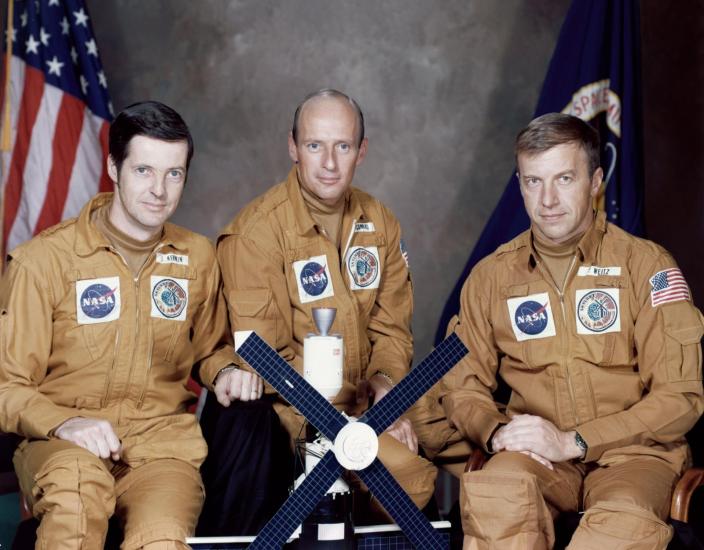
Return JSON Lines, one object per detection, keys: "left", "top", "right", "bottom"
{"left": 590, "top": 167, "right": 604, "bottom": 198}
{"left": 288, "top": 133, "right": 298, "bottom": 164}
{"left": 107, "top": 155, "right": 118, "bottom": 184}
{"left": 355, "top": 137, "right": 369, "bottom": 166}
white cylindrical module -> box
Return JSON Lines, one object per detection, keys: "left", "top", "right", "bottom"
{"left": 303, "top": 334, "right": 343, "bottom": 401}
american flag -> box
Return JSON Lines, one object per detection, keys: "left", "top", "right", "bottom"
{"left": 1, "top": 0, "right": 112, "bottom": 257}
{"left": 650, "top": 268, "right": 691, "bottom": 307}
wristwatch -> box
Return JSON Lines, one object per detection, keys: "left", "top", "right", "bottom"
{"left": 574, "top": 431, "right": 588, "bottom": 459}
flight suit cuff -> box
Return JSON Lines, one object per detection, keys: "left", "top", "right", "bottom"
{"left": 573, "top": 420, "right": 632, "bottom": 463}
{"left": 367, "top": 361, "right": 406, "bottom": 386}
{"left": 24, "top": 403, "right": 83, "bottom": 440}
{"left": 199, "top": 347, "right": 241, "bottom": 389}
{"left": 454, "top": 407, "right": 509, "bottom": 453}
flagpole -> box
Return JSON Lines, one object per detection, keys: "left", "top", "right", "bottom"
{"left": 0, "top": 0, "right": 14, "bottom": 271}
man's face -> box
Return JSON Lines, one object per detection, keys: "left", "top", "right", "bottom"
{"left": 288, "top": 96, "right": 368, "bottom": 206}
{"left": 517, "top": 142, "right": 602, "bottom": 245}
{"left": 108, "top": 135, "right": 188, "bottom": 239}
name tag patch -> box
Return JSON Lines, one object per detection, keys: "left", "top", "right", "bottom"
{"left": 346, "top": 246, "right": 381, "bottom": 290}
{"left": 76, "top": 277, "right": 121, "bottom": 324}
{"left": 293, "top": 255, "right": 334, "bottom": 304}
{"left": 151, "top": 277, "right": 188, "bottom": 320}
{"left": 156, "top": 253, "right": 189, "bottom": 266}
{"left": 576, "top": 289, "right": 620, "bottom": 334}
{"left": 506, "top": 292, "right": 556, "bottom": 341}
{"left": 354, "top": 222, "right": 375, "bottom": 233}
{"left": 577, "top": 265, "right": 621, "bottom": 277}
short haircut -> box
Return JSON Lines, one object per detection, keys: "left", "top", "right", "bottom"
{"left": 291, "top": 89, "right": 365, "bottom": 147}
{"left": 515, "top": 113, "right": 600, "bottom": 176}
{"left": 109, "top": 100, "right": 194, "bottom": 174}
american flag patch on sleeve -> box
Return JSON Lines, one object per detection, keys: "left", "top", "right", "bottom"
{"left": 649, "top": 268, "right": 691, "bottom": 307}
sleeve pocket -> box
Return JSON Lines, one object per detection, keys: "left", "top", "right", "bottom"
{"left": 228, "top": 288, "right": 277, "bottom": 347}
{"left": 663, "top": 309, "right": 704, "bottom": 382}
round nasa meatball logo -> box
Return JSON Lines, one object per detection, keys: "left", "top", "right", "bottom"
{"left": 300, "top": 262, "right": 329, "bottom": 296}
{"left": 577, "top": 290, "right": 618, "bottom": 332}
{"left": 348, "top": 248, "right": 379, "bottom": 288}
{"left": 80, "top": 284, "right": 117, "bottom": 319}
{"left": 514, "top": 300, "right": 549, "bottom": 335}
{"left": 152, "top": 278, "right": 188, "bottom": 318}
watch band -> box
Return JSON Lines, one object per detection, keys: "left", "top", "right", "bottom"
{"left": 575, "top": 431, "right": 588, "bottom": 459}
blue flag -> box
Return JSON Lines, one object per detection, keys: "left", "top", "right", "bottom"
{"left": 435, "top": 0, "right": 643, "bottom": 343}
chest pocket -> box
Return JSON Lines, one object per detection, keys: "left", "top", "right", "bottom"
{"left": 574, "top": 276, "right": 634, "bottom": 367}
{"left": 150, "top": 267, "right": 197, "bottom": 364}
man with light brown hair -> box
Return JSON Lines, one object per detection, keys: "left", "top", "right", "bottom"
{"left": 442, "top": 113, "right": 703, "bottom": 548}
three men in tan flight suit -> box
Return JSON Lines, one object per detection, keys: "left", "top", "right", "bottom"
{"left": 205, "top": 89, "right": 437, "bottom": 528}
{"left": 0, "top": 101, "right": 235, "bottom": 549}
{"left": 441, "top": 113, "right": 704, "bottom": 549}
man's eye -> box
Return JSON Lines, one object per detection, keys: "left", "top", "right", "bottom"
{"left": 524, "top": 178, "right": 540, "bottom": 187}
{"left": 168, "top": 170, "right": 184, "bottom": 179}
{"left": 307, "top": 143, "right": 319, "bottom": 152}
{"left": 338, "top": 143, "right": 351, "bottom": 152}
{"left": 558, "top": 175, "right": 573, "bottom": 184}
{"left": 135, "top": 166, "right": 149, "bottom": 175}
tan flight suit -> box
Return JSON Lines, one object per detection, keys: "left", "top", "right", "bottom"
{"left": 440, "top": 212, "right": 704, "bottom": 549}
{"left": 216, "top": 167, "right": 437, "bottom": 508}
{"left": 0, "top": 193, "right": 235, "bottom": 549}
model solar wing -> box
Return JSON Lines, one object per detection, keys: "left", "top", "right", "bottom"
{"left": 248, "top": 450, "right": 343, "bottom": 550}
{"left": 235, "top": 331, "right": 348, "bottom": 441}
{"left": 360, "top": 333, "right": 468, "bottom": 435}
{"left": 356, "top": 458, "right": 447, "bottom": 549}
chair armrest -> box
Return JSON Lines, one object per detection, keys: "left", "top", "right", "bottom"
{"left": 670, "top": 467, "right": 704, "bottom": 523}
{"left": 464, "top": 448, "right": 488, "bottom": 473}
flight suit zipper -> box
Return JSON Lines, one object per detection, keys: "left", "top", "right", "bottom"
{"left": 538, "top": 253, "right": 580, "bottom": 425}
{"left": 339, "top": 219, "right": 365, "bottom": 379}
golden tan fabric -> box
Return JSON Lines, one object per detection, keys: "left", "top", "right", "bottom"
{"left": 15, "top": 439, "right": 203, "bottom": 549}
{"left": 0, "top": 192, "right": 235, "bottom": 469}
{"left": 92, "top": 201, "right": 162, "bottom": 277}
{"left": 299, "top": 180, "right": 347, "bottom": 249}
{"left": 533, "top": 226, "right": 584, "bottom": 292}
{"left": 441, "top": 210, "right": 704, "bottom": 472}
{"left": 461, "top": 451, "right": 676, "bottom": 549}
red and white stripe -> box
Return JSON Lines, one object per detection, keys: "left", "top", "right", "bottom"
{"left": 650, "top": 268, "right": 691, "bottom": 307}
{"left": 1, "top": 55, "right": 111, "bottom": 256}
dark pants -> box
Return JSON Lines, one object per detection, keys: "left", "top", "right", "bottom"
{"left": 196, "top": 394, "right": 294, "bottom": 536}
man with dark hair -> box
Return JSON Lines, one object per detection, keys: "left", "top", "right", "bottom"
{"left": 0, "top": 100, "right": 235, "bottom": 549}
{"left": 441, "top": 113, "right": 704, "bottom": 548}
{"left": 198, "top": 89, "right": 437, "bottom": 535}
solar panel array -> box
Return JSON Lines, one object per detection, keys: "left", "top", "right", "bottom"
{"left": 235, "top": 331, "right": 469, "bottom": 549}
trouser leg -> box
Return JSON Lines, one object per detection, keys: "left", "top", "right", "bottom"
{"left": 461, "top": 451, "right": 583, "bottom": 550}
{"left": 567, "top": 457, "right": 677, "bottom": 550}
{"left": 115, "top": 458, "right": 204, "bottom": 550}
{"left": 14, "top": 439, "right": 116, "bottom": 550}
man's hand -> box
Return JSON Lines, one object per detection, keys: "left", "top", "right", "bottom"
{"left": 214, "top": 367, "right": 263, "bottom": 406}
{"left": 357, "top": 374, "right": 418, "bottom": 453}
{"left": 491, "top": 414, "right": 583, "bottom": 464}
{"left": 54, "top": 417, "right": 122, "bottom": 460}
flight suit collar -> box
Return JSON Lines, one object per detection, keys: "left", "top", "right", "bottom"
{"left": 74, "top": 192, "right": 190, "bottom": 257}
{"left": 285, "top": 166, "right": 367, "bottom": 235}
{"left": 525, "top": 210, "right": 606, "bottom": 268}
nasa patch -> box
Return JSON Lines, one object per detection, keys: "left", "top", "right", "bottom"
{"left": 292, "top": 255, "right": 335, "bottom": 304}
{"left": 151, "top": 277, "right": 189, "bottom": 321}
{"left": 575, "top": 289, "right": 620, "bottom": 334}
{"left": 506, "top": 292, "right": 557, "bottom": 341}
{"left": 345, "top": 246, "right": 381, "bottom": 290}
{"left": 76, "top": 277, "right": 121, "bottom": 324}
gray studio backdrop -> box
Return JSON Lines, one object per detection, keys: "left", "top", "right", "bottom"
{"left": 88, "top": 1, "right": 704, "bottom": 362}
{"left": 90, "top": 0, "right": 570, "bottom": 359}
